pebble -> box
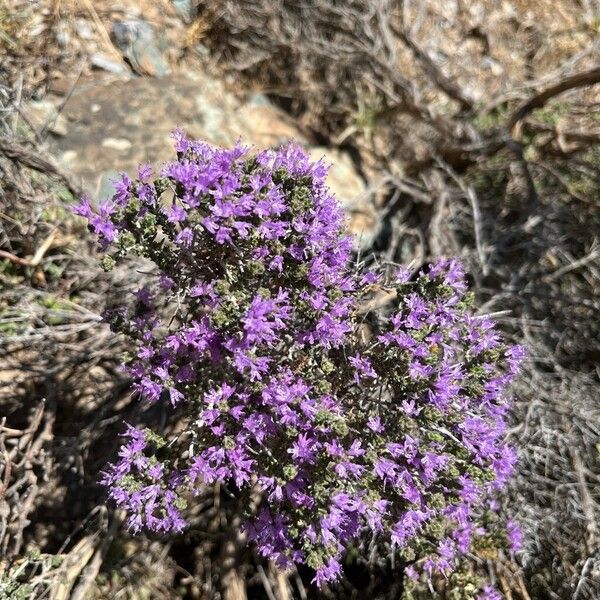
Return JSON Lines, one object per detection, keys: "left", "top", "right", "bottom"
{"left": 60, "top": 150, "right": 78, "bottom": 165}
{"left": 54, "top": 22, "right": 70, "bottom": 49}
{"left": 75, "top": 18, "right": 94, "bottom": 40}
{"left": 101, "top": 138, "right": 132, "bottom": 151}
{"left": 90, "top": 52, "right": 129, "bottom": 76}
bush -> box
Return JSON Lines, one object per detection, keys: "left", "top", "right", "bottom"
{"left": 74, "top": 131, "right": 523, "bottom": 592}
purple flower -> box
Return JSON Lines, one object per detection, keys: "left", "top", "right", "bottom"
{"left": 166, "top": 204, "right": 188, "bottom": 223}
{"left": 290, "top": 434, "right": 318, "bottom": 464}
{"left": 313, "top": 557, "right": 342, "bottom": 586}
{"left": 79, "top": 132, "right": 523, "bottom": 589}
{"left": 367, "top": 415, "right": 384, "bottom": 433}
{"left": 73, "top": 196, "right": 94, "bottom": 220}
{"left": 348, "top": 353, "right": 378, "bottom": 384}
{"left": 506, "top": 519, "right": 523, "bottom": 552}
{"left": 175, "top": 227, "right": 194, "bottom": 247}
{"left": 478, "top": 585, "right": 503, "bottom": 600}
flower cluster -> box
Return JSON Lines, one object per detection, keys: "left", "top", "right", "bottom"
{"left": 76, "top": 131, "right": 523, "bottom": 589}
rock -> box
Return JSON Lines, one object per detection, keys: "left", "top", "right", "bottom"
{"left": 51, "top": 71, "right": 375, "bottom": 246}
{"left": 23, "top": 100, "right": 68, "bottom": 137}
{"left": 310, "top": 147, "right": 365, "bottom": 204}
{"left": 171, "top": 0, "right": 196, "bottom": 23}
{"left": 90, "top": 52, "right": 129, "bottom": 76}
{"left": 52, "top": 72, "right": 303, "bottom": 190}
{"left": 111, "top": 19, "right": 169, "bottom": 77}
{"left": 235, "top": 104, "right": 306, "bottom": 148}
{"left": 246, "top": 94, "right": 272, "bottom": 107}
{"left": 75, "top": 18, "right": 94, "bottom": 40}
{"left": 111, "top": 19, "right": 154, "bottom": 51}
{"left": 96, "top": 170, "right": 121, "bottom": 201}
{"left": 54, "top": 22, "right": 70, "bottom": 49}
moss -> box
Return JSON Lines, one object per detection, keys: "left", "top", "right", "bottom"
{"left": 37, "top": 295, "right": 71, "bottom": 311}
{"left": 473, "top": 104, "right": 511, "bottom": 131}
{"left": 0, "top": 320, "right": 19, "bottom": 334}
{"left": 0, "top": 257, "right": 24, "bottom": 281}
{"left": 40, "top": 204, "right": 70, "bottom": 223}
{"left": 532, "top": 101, "right": 570, "bottom": 126}
{"left": 353, "top": 96, "right": 383, "bottom": 135}
{"left": 43, "top": 261, "right": 65, "bottom": 281}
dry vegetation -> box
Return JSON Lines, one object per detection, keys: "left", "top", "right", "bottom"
{"left": 1, "top": 0, "right": 599, "bottom": 598}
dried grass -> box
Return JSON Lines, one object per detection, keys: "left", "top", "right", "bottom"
{"left": 1, "top": 0, "right": 599, "bottom": 597}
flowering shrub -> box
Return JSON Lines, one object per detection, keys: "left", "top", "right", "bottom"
{"left": 75, "top": 131, "right": 524, "bottom": 589}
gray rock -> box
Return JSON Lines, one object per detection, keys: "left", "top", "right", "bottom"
{"left": 171, "top": 0, "right": 196, "bottom": 23}
{"left": 112, "top": 19, "right": 155, "bottom": 49}
{"left": 247, "top": 93, "right": 272, "bottom": 108}
{"left": 111, "top": 19, "right": 169, "bottom": 77}
{"left": 96, "top": 170, "right": 122, "bottom": 201}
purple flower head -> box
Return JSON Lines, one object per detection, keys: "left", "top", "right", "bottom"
{"left": 478, "top": 585, "right": 503, "bottom": 600}
{"left": 79, "top": 132, "right": 523, "bottom": 588}
{"left": 506, "top": 519, "right": 523, "bottom": 552}
{"left": 313, "top": 557, "right": 342, "bottom": 586}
